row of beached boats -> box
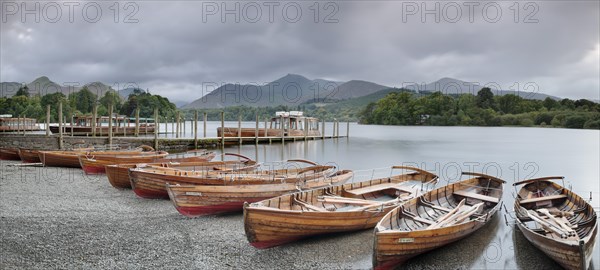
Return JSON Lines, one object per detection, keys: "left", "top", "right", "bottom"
{"left": 0, "top": 146, "right": 597, "bottom": 269}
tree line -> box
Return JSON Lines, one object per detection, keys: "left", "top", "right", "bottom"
{"left": 359, "top": 88, "right": 600, "bottom": 129}
{"left": 0, "top": 86, "right": 178, "bottom": 122}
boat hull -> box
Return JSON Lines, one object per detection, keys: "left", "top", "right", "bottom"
{"left": 79, "top": 151, "right": 170, "bottom": 174}
{"left": 0, "top": 148, "right": 21, "bottom": 160}
{"left": 372, "top": 174, "right": 505, "bottom": 269}
{"left": 513, "top": 178, "right": 598, "bottom": 270}
{"left": 105, "top": 158, "right": 254, "bottom": 189}
{"left": 130, "top": 164, "right": 336, "bottom": 199}
{"left": 49, "top": 125, "right": 155, "bottom": 136}
{"left": 18, "top": 149, "right": 41, "bottom": 163}
{"left": 243, "top": 168, "right": 440, "bottom": 249}
{"left": 217, "top": 127, "right": 320, "bottom": 137}
{"left": 373, "top": 218, "right": 491, "bottom": 270}
{"left": 167, "top": 170, "right": 354, "bottom": 217}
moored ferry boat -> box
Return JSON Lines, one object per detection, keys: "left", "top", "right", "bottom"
{"left": 217, "top": 111, "right": 320, "bottom": 137}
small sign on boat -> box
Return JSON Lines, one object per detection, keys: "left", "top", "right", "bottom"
{"left": 185, "top": 192, "right": 202, "bottom": 196}
{"left": 398, "top": 238, "right": 414, "bottom": 243}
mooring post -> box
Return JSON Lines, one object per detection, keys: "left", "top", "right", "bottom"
{"left": 194, "top": 110, "right": 198, "bottom": 149}
{"left": 203, "top": 112, "right": 207, "bottom": 138}
{"left": 58, "top": 102, "right": 63, "bottom": 149}
{"left": 346, "top": 121, "right": 350, "bottom": 138}
{"left": 255, "top": 112, "right": 259, "bottom": 145}
{"left": 171, "top": 117, "right": 175, "bottom": 136}
{"left": 92, "top": 104, "right": 97, "bottom": 137}
{"left": 238, "top": 115, "right": 242, "bottom": 145}
{"left": 154, "top": 108, "right": 159, "bottom": 150}
{"left": 108, "top": 104, "right": 113, "bottom": 148}
{"left": 220, "top": 111, "right": 225, "bottom": 148}
{"left": 264, "top": 119, "right": 268, "bottom": 137}
{"left": 23, "top": 115, "right": 27, "bottom": 136}
{"left": 45, "top": 105, "right": 50, "bottom": 137}
{"left": 68, "top": 112, "right": 72, "bottom": 136}
{"left": 176, "top": 111, "right": 180, "bottom": 139}
{"left": 135, "top": 107, "right": 140, "bottom": 137}
{"left": 322, "top": 119, "right": 325, "bottom": 140}
{"left": 304, "top": 120, "right": 308, "bottom": 141}
{"left": 280, "top": 115, "right": 285, "bottom": 145}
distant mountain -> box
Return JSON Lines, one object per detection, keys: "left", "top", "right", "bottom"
{"left": 404, "top": 77, "right": 561, "bottom": 100}
{"left": 83, "top": 82, "right": 112, "bottom": 97}
{"left": 1, "top": 76, "right": 81, "bottom": 97}
{"left": 118, "top": 87, "right": 146, "bottom": 99}
{"left": 0, "top": 77, "right": 123, "bottom": 99}
{"left": 331, "top": 80, "right": 389, "bottom": 100}
{"left": 182, "top": 74, "right": 343, "bottom": 109}
{"left": 0, "top": 82, "right": 22, "bottom": 97}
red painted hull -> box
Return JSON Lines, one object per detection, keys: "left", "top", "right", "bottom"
{"left": 374, "top": 258, "right": 408, "bottom": 270}
{"left": 132, "top": 187, "right": 169, "bottom": 199}
{"left": 0, "top": 149, "right": 20, "bottom": 160}
{"left": 82, "top": 165, "right": 105, "bottom": 174}
{"left": 175, "top": 199, "right": 266, "bottom": 217}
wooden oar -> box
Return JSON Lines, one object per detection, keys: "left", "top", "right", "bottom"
{"left": 428, "top": 201, "right": 481, "bottom": 229}
{"left": 537, "top": 208, "right": 576, "bottom": 236}
{"left": 521, "top": 207, "right": 568, "bottom": 238}
{"left": 428, "top": 199, "right": 465, "bottom": 228}
{"left": 317, "top": 196, "right": 380, "bottom": 206}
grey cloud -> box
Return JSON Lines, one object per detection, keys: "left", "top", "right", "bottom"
{"left": 1, "top": 1, "right": 598, "bottom": 103}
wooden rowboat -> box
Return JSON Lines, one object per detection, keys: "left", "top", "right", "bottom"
{"left": 105, "top": 153, "right": 258, "bottom": 189}
{"left": 373, "top": 172, "right": 505, "bottom": 269}
{"left": 39, "top": 149, "right": 146, "bottom": 168}
{"left": 513, "top": 176, "right": 597, "bottom": 270}
{"left": 17, "top": 148, "right": 41, "bottom": 163}
{"left": 243, "top": 166, "right": 439, "bottom": 249}
{"left": 78, "top": 150, "right": 211, "bottom": 174}
{"left": 0, "top": 148, "right": 21, "bottom": 160}
{"left": 166, "top": 169, "right": 354, "bottom": 217}
{"left": 130, "top": 159, "right": 336, "bottom": 199}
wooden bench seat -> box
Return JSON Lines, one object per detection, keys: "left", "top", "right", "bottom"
{"left": 345, "top": 183, "right": 413, "bottom": 196}
{"left": 293, "top": 198, "right": 327, "bottom": 212}
{"left": 520, "top": 194, "right": 567, "bottom": 204}
{"left": 454, "top": 190, "right": 499, "bottom": 204}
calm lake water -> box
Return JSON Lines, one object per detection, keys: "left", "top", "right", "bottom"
{"left": 164, "top": 122, "right": 599, "bottom": 268}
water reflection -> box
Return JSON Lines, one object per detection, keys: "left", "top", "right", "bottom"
{"left": 218, "top": 124, "right": 599, "bottom": 269}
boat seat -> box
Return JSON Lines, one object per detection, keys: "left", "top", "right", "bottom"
{"left": 453, "top": 190, "right": 499, "bottom": 204}
{"left": 293, "top": 197, "right": 327, "bottom": 212}
{"left": 345, "top": 183, "right": 413, "bottom": 196}
{"left": 520, "top": 194, "right": 567, "bottom": 204}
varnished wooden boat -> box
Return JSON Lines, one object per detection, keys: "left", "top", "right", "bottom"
{"left": 0, "top": 148, "right": 21, "bottom": 160}
{"left": 39, "top": 149, "right": 146, "bottom": 168}
{"left": 243, "top": 166, "right": 439, "bottom": 248}
{"left": 78, "top": 150, "right": 212, "bottom": 174}
{"left": 17, "top": 148, "right": 41, "bottom": 163}
{"left": 166, "top": 169, "right": 354, "bottom": 217}
{"left": 513, "top": 176, "right": 597, "bottom": 270}
{"left": 130, "top": 159, "right": 336, "bottom": 199}
{"left": 373, "top": 172, "right": 505, "bottom": 269}
{"left": 105, "top": 153, "right": 257, "bottom": 189}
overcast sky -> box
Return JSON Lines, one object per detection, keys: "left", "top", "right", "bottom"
{"left": 1, "top": 1, "right": 599, "bottom": 103}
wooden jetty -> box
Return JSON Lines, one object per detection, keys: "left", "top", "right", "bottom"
{"left": 0, "top": 104, "right": 349, "bottom": 151}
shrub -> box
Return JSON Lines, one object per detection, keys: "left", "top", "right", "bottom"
{"left": 583, "top": 120, "right": 600, "bottom": 129}
{"left": 564, "top": 115, "right": 587, "bottom": 129}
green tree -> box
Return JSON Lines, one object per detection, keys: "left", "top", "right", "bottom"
{"left": 99, "top": 90, "right": 122, "bottom": 110}
{"left": 15, "top": 85, "right": 30, "bottom": 97}
{"left": 476, "top": 87, "right": 495, "bottom": 109}
{"left": 69, "top": 86, "right": 97, "bottom": 114}
{"left": 496, "top": 94, "right": 523, "bottom": 114}
{"left": 542, "top": 97, "right": 559, "bottom": 110}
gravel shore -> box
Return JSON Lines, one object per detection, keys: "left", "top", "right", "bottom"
{"left": 0, "top": 160, "right": 566, "bottom": 269}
